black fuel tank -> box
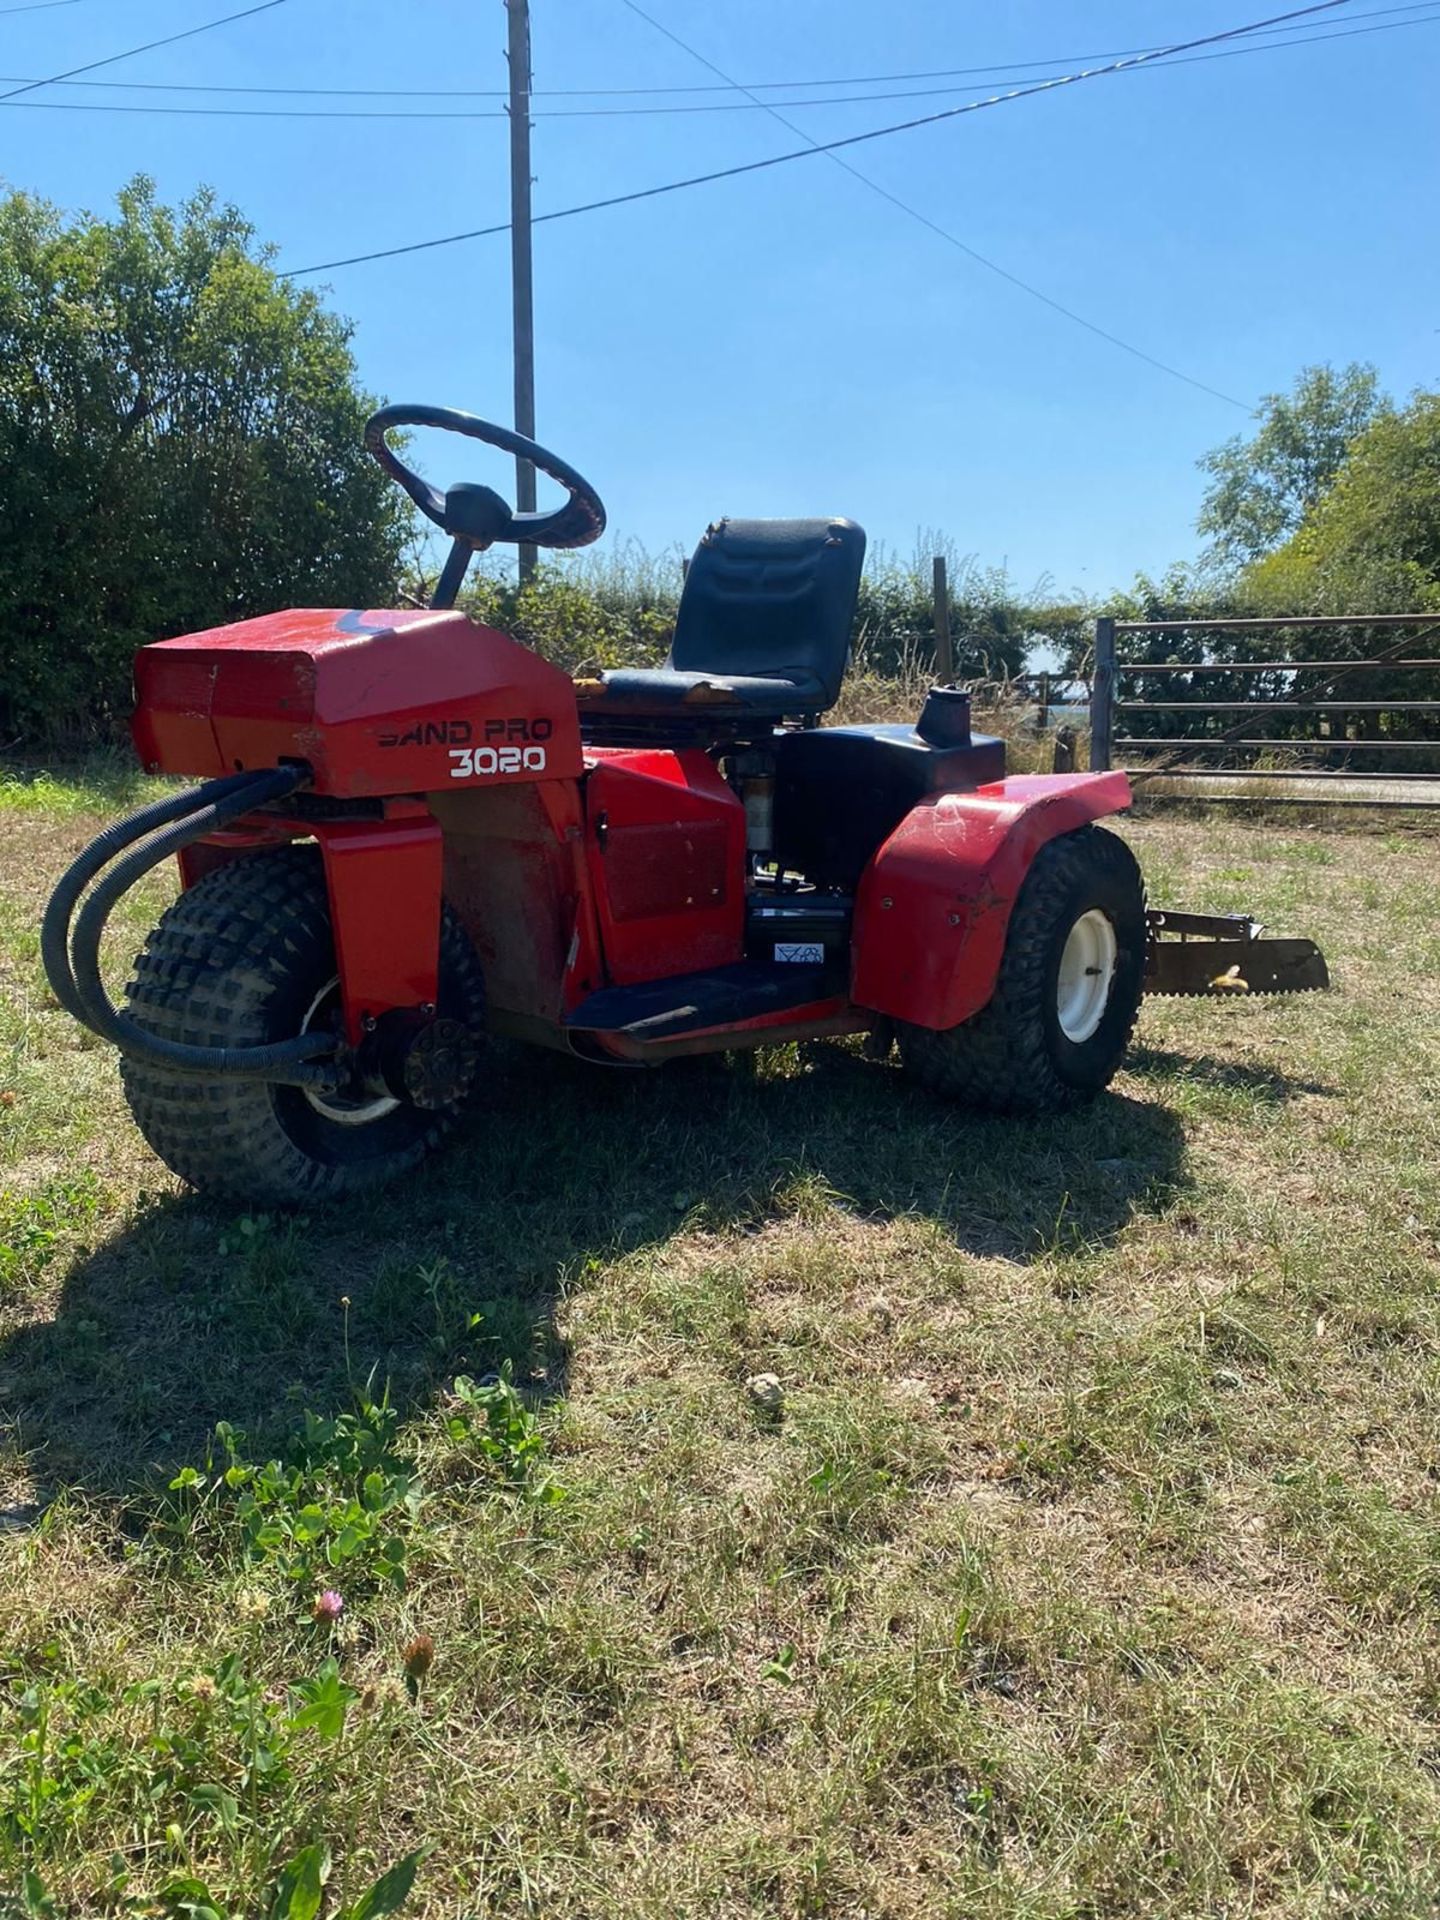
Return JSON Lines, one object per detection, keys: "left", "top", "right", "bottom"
{"left": 772, "top": 722, "right": 1006, "bottom": 889}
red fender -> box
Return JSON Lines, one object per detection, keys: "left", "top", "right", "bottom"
{"left": 850, "top": 772, "right": 1133, "bottom": 1031}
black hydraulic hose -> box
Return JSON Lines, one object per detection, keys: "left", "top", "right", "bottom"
{"left": 41, "top": 767, "right": 263, "bottom": 1023}
{"left": 55, "top": 766, "right": 343, "bottom": 1090}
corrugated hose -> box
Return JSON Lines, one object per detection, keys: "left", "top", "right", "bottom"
{"left": 41, "top": 764, "right": 343, "bottom": 1089}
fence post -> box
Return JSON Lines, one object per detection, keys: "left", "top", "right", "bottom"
{"left": 1037, "top": 670, "right": 1051, "bottom": 731}
{"left": 1091, "top": 617, "right": 1116, "bottom": 771}
{"left": 932, "top": 556, "right": 954, "bottom": 684}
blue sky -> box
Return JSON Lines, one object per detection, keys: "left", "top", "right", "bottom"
{"left": 4, "top": 0, "right": 1438, "bottom": 595}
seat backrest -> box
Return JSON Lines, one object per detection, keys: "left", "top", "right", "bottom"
{"left": 668, "top": 516, "right": 867, "bottom": 710}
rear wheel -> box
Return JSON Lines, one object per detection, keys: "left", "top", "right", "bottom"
{"left": 121, "top": 845, "right": 486, "bottom": 1204}
{"left": 898, "top": 825, "right": 1145, "bottom": 1115}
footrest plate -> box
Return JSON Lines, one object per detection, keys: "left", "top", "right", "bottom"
{"left": 564, "top": 960, "right": 837, "bottom": 1040}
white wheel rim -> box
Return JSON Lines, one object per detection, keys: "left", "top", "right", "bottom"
{"left": 299, "top": 977, "right": 400, "bottom": 1127}
{"left": 1056, "top": 909, "right": 1118, "bottom": 1044}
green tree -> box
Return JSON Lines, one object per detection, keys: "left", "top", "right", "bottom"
{"left": 1244, "top": 389, "right": 1440, "bottom": 615}
{"left": 1197, "top": 362, "right": 1387, "bottom": 567}
{"left": 0, "top": 177, "right": 409, "bottom": 745}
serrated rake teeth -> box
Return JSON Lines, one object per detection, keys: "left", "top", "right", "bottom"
{"left": 1142, "top": 917, "right": 1330, "bottom": 1000}
{"left": 1144, "top": 933, "right": 1336, "bottom": 1006}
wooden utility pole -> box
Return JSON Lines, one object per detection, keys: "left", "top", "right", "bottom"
{"left": 505, "top": 0, "right": 537, "bottom": 585}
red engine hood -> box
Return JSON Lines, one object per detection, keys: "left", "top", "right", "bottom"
{"left": 132, "top": 607, "right": 582, "bottom": 799}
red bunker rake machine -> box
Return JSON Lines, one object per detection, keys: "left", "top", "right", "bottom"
{"left": 43, "top": 407, "right": 1328, "bottom": 1203}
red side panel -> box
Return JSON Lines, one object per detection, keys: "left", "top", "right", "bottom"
{"left": 133, "top": 607, "right": 581, "bottom": 799}
{"left": 584, "top": 748, "right": 745, "bottom": 986}
{"left": 314, "top": 815, "right": 443, "bottom": 1042}
{"left": 851, "top": 771, "right": 1133, "bottom": 1031}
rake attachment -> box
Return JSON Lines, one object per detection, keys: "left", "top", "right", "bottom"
{"left": 1143, "top": 910, "right": 1330, "bottom": 999}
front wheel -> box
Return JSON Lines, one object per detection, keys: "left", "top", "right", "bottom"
{"left": 120, "top": 845, "right": 486, "bottom": 1204}
{"left": 898, "top": 825, "right": 1146, "bottom": 1115}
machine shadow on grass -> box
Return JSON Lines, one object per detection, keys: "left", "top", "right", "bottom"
{"left": 1126, "top": 1044, "right": 1336, "bottom": 1104}
{"left": 2, "top": 1040, "right": 1189, "bottom": 1500}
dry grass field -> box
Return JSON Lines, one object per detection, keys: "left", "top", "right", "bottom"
{"left": 1, "top": 763, "right": 1437, "bottom": 1918}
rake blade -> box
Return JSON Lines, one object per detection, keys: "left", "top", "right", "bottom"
{"left": 1144, "top": 932, "right": 1330, "bottom": 999}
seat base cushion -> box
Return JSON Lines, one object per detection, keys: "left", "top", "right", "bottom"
{"left": 578, "top": 666, "right": 829, "bottom": 719}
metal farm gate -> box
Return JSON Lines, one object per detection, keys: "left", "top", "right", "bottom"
{"left": 1089, "top": 613, "right": 1440, "bottom": 808}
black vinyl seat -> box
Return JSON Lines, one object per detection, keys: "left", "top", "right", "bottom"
{"left": 578, "top": 516, "right": 866, "bottom": 740}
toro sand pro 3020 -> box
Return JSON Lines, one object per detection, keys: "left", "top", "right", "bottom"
{"left": 43, "top": 407, "right": 1329, "bottom": 1203}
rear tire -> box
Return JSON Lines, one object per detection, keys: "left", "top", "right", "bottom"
{"left": 120, "top": 845, "right": 486, "bottom": 1204}
{"left": 897, "top": 825, "right": 1145, "bottom": 1115}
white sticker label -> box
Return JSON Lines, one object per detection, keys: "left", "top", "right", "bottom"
{"left": 449, "top": 745, "right": 548, "bottom": 778}
{"left": 775, "top": 942, "right": 824, "bottom": 965}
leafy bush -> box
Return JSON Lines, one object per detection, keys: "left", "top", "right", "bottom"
{"left": 852, "top": 552, "right": 1046, "bottom": 682}
{"left": 0, "top": 177, "right": 407, "bottom": 746}
{"left": 461, "top": 565, "right": 673, "bottom": 676}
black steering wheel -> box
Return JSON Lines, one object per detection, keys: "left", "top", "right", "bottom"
{"left": 364, "top": 405, "right": 607, "bottom": 601}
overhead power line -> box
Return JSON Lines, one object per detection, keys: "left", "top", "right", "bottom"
{"left": 544, "top": 0, "right": 1439, "bottom": 93}
{"left": 618, "top": 0, "right": 1246, "bottom": 409}
{"left": 0, "top": 0, "right": 1429, "bottom": 96}
{"left": 2, "top": 7, "right": 1435, "bottom": 115}
{"left": 281, "top": 0, "right": 1358, "bottom": 278}
{"left": 0, "top": 0, "right": 291, "bottom": 106}
{"left": 0, "top": 0, "right": 86, "bottom": 14}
